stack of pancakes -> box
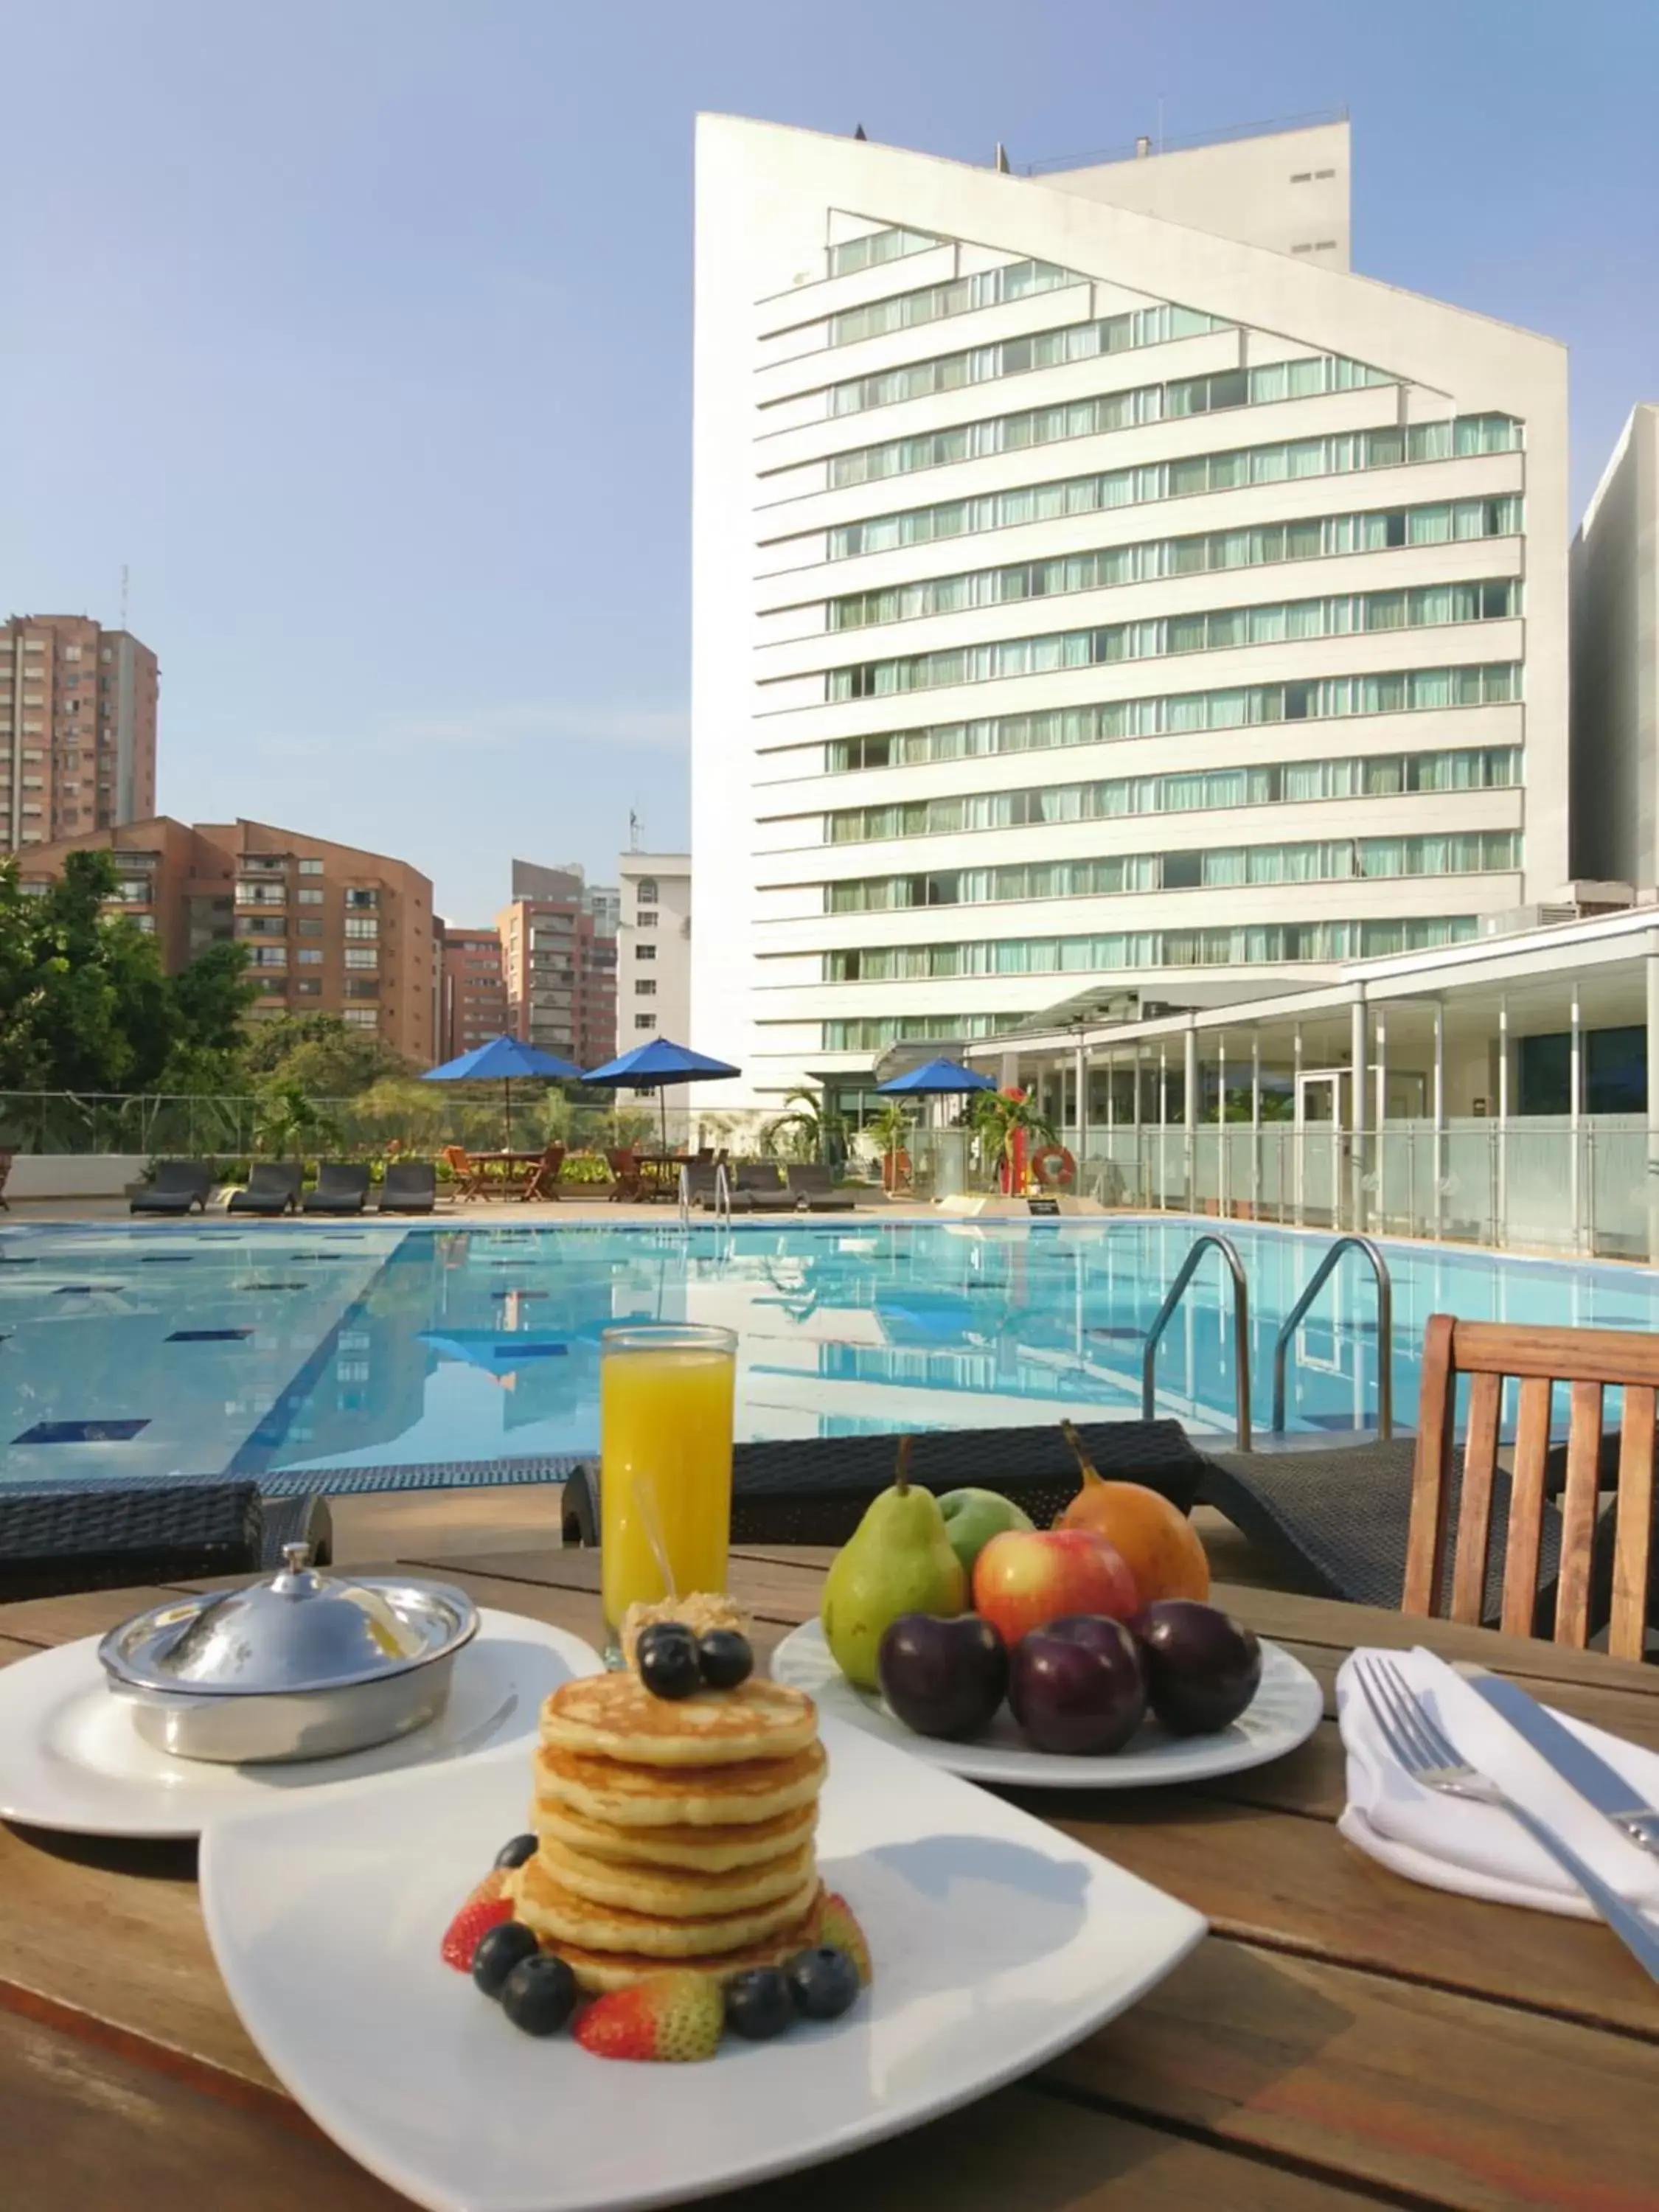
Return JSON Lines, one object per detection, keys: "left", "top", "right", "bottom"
{"left": 515, "top": 1672, "right": 826, "bottom": 1992}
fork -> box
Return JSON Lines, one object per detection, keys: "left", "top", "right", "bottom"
{"left": 1352, "top": 1655, "right": 1659, "bottom": 1986}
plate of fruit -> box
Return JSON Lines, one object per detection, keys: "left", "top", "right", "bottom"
{"left": 771, "top": 1430, "right": 1322, "bottom": 1787}
{"left": 199, "top": 1615, "right": 1207, "bottom": 2212}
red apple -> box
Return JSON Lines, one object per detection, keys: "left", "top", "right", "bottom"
{"left": 971, "top": 1528, "right": 1139, "bottom": 1648}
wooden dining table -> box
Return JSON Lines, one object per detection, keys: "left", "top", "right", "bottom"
{"left": 4, "top": 1547, "right": 1658, "bottom": 2211}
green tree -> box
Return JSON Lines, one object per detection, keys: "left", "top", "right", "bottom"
{"left": 970, "top": 1089, "right": 1058, "bottom": 1190}
{"left": 0, "top": 852, "right": 259, "bottom": 1104}
{"left": 762, "top": 1086, "right": 849, "bottom": 1166}
{"left": 242, "top": 1013, "right": 411, "bottom": 1096}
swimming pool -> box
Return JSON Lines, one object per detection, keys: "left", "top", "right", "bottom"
{"left": 2, "top": 1217, "right": 1655, "bottom": 1491}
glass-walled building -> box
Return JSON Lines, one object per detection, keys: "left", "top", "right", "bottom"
{"left": 690, "top": 116, "right": 1569, "bottom": 1109}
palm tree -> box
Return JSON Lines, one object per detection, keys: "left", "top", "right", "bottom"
{"left": 970, "top": 1089, "right": 1057, "bottom": 1194}
{"left": 253, "top": 1082, "right": 343, "bottom": 1161}
{"left": 762, "top": 1086, "right": 849, "bottom": 1166}
{"left": 867, "top": 1099, "right": 913, "bottom": 1191}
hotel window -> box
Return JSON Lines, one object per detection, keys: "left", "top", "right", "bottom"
{"left": 344, "top": 947, "right": 378, "bottom": 970}
{"left": 344, "top": 888, "right": 378, "bottom": 909}
{"left": 636, "top": 943, "right": 656, "bottom": 961}
{"left": 822, "top": 580, "right": 1521, "bottom": 702}
{"left": 827, "top": 259, "right": 1083, "bottom": 349}
{"left": 634, "top": 1013, "right": 658, "bottom": 1031}
{"left": 635, "top": 979, "right": 657, "bottom": 996}
{"left": 827, "top": 225, "right": 939, "bottom": 277}
{"left": 344, "top": 1007, "right": 378, "bottom": 1028}
{"left": 344, "top": 916, "right": 378, "bottom": 939}
{"left": 297, "top": 858, "right": 324, "bottom": 874}
{"left": 824, "top": 662, "right": 1523, "bottom": 774}
{"left": 636, "top": 909, "right": 658, "bottom": 928}
{"left": 636, "top": 879, "right": 658, "bottom": 904}
{"left": 298, "top": 917, "right": 324, "bottom": 936}
{"left": 297, "top": 949, "right": 324, "bottom": 965}
{"left": 252, "top": 947, "right": 288, "bottom": 969}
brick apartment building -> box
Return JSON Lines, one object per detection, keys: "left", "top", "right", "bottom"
{"left": 1, "top": 613, "right": 159, "bottom": 852}
{"left": 439, "top": 924, "right": 509, "bottom": 1057}
{"left": 15, "top": 816, "right": 435, "bottom": 1062}
{"left": 495, "top": 860, "right": 617, "bottom": 1068}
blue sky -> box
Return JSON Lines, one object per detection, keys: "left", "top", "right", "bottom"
{"left": 3, "top": 1, "right": 1653, "bottom": 922}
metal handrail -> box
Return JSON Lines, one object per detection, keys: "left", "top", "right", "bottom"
{"left": 1270, "top": 1234, "right": 1394, "bottom": 1439}
{"left": 1141, "top": 1233, "right": 1252, "bottom": 1452}
{"left": 677, "top": 1163, "right": 732, "bottom": 1227}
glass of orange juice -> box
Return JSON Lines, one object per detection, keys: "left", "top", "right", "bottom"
{"left": 599, "top": 1322, "right": 737, "bottom": 1663}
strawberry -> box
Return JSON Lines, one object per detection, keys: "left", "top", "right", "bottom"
{"left": 574, "top": 1971, "right": 723, "bottom": 2062}
{"left": 440, "top": 1870, "right": 512, "bottom": 1972}
{"left": 812, "top": 1892, "right": 873, "bottom": 1986}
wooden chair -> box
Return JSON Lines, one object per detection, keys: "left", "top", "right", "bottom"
{"left": 607, "top": 1148, "right": 643, "bottom": 1202}
{"left": 1404, "top": 1315, "right": 1658, "bottom": 1660}
{"left": 441, "top": 1144, "right": 485, "bottom": 1200}
{"left": 518, "top": 1141, "right": 564, "bottom": 1203}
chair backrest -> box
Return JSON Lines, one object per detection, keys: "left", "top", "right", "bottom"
{"left": 156, "top": 1160, "right": 212, "bottom": 1194}
{"left": 1404, "top": 1313, "right": 1658, "bottom": 1660}
{"left": 315, "top": 1161, "right": 369, "bottom": 1195}
{"left": 608, "top": 1148, "right": 636, "bottom": 1172}
{"left": 734, "top": 1160, "right": 782, "bottom": 1192}
{"left": 383, "top": 1160, "right": 435, "bottom": 1197}
{"left": 248, "top": 1160, "right": 302, "bottom": 1194}
{"left": 786, "top": 1163, "right": 832, "bottom": 1193}
{"left": 539, "top": 1141, "right": 565, "bottom": 1169}
{"left": 441, "top": 1144, "right": 470, "bottom": 1174}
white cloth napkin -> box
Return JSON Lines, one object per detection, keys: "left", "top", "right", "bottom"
{"left": 1336, "top": 1646, "right": 1659, "bottom": 1917}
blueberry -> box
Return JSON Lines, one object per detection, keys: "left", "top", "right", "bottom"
{"left": 698, "top": 1630, "right": 754, "bottom": 1691}
{"left": 471, "top": 1920, "right": 540, "bottom": 1998}
{"left": 723, "top": 1965, "right": 793, "bottom": 2040}
{"left": 500, "top": 1952, "right": 579, "bottom": 2036}
{"left": 493, "top": 1832, "right": 538, "bottom": 1870}
{"left": 637, "top": 1623, "right": 703, "bottom": 1700}
{"left": 784, "top": 1945, "right": 860, "bottom": 2023}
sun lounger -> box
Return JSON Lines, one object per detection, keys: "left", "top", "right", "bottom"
{"left": 561, "top": 1418, "right": 1208, "bottom": 1548}
{"left": 0, "top": 1481, "right": 333, "bottom": 1603}
{"left": 227, "top": 1161, "right": 303, "bottom": 1216}
{"left": 786, "top": 1163, "right": 856, "bottom": 1212}
{"left": 378, "top": 1160, "right": 437, "bottom": 1213}
{"left": 728, "top": 1161, "right": 793, "bottom": 1213}
{"left": 130, "top": 1160, "right": 215, "bottom": 1215}
{"left": 302, "top": 1161, "right": 371, "bottom": 1215}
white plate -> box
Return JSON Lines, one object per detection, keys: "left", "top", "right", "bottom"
{"left": 200, "top": 1714, "right": 1206, "bottom": 2212}
{"left": 0, "top": 1609, "right": 600, "bottom": 1838}
{"left": 771, "top": 1615, "right": 1323, "bottom": 1787}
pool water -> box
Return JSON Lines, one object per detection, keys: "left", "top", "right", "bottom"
{"left": 2, "top": 1217, "right": 1656, "bottom": 1491}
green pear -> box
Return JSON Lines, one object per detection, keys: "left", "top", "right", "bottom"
{"left": 936, "top": 1488, "right": 1034, "bottom": 1576}
{"left": 821, "top": 1440, "right": 967, "bottom": 1688}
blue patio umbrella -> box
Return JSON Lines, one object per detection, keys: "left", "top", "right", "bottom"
{"left": 874, "top": 1057, "right": 997, "bottom": 1096}
{"left": 580, "top": 1036, "right": 742, "bottom": 1154}
{"left": 421, "top": 1033, "right": 582, "bottom": 1147}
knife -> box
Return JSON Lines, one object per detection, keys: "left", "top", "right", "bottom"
{"left": 1461, "top": 1666, "right": 1659, "bottom": 1859}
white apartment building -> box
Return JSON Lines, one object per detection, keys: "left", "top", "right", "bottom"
{"left": 1573, "top": 403, "right": 1659, "bottom": 887}
{"left": 618, "top": 851, "right": 692, "bottom": 1047}
{"left": 689, "top": 115, "right": 1569, "bottom": 1113}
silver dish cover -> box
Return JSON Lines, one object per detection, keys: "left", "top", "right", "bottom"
{"left": 100, "top": 1546, "right": 478, "bottom": 1699}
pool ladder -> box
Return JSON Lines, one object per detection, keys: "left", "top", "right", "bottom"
{"left": 677, "top": 1161, "right": 731, "bottom": 1228}
{"left": 1140, "top": 1231, "right": 1395, "bottom": 1453}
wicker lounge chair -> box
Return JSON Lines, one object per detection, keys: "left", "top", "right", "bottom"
{"left": 378, "top": 1160, "right": 437, "bottom": 1213}
{"left": 562, "top": 1417, "right": 1208, "bottom": 1548}
{"left": 729, "top": 1161, "right": 793, "bottom": 1213}
{"left": 0, "top": 1481, "right": 333, "bottom": 1604}
{"left": 226, "top": 1161, "right": 303, "bottom": 1216}
{"left": 786, "top": 1163, "right": 856, "bottom": 1212}
{"left": 131, "top": 1160, "right": 215, "bottom": 1215}
{"left": 302, "top": 1161, "right": 371, "bottom": 1215}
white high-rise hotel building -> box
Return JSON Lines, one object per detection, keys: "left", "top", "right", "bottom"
{"left": 691, "top": 116, "right": 1568, "bottom": 1111}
